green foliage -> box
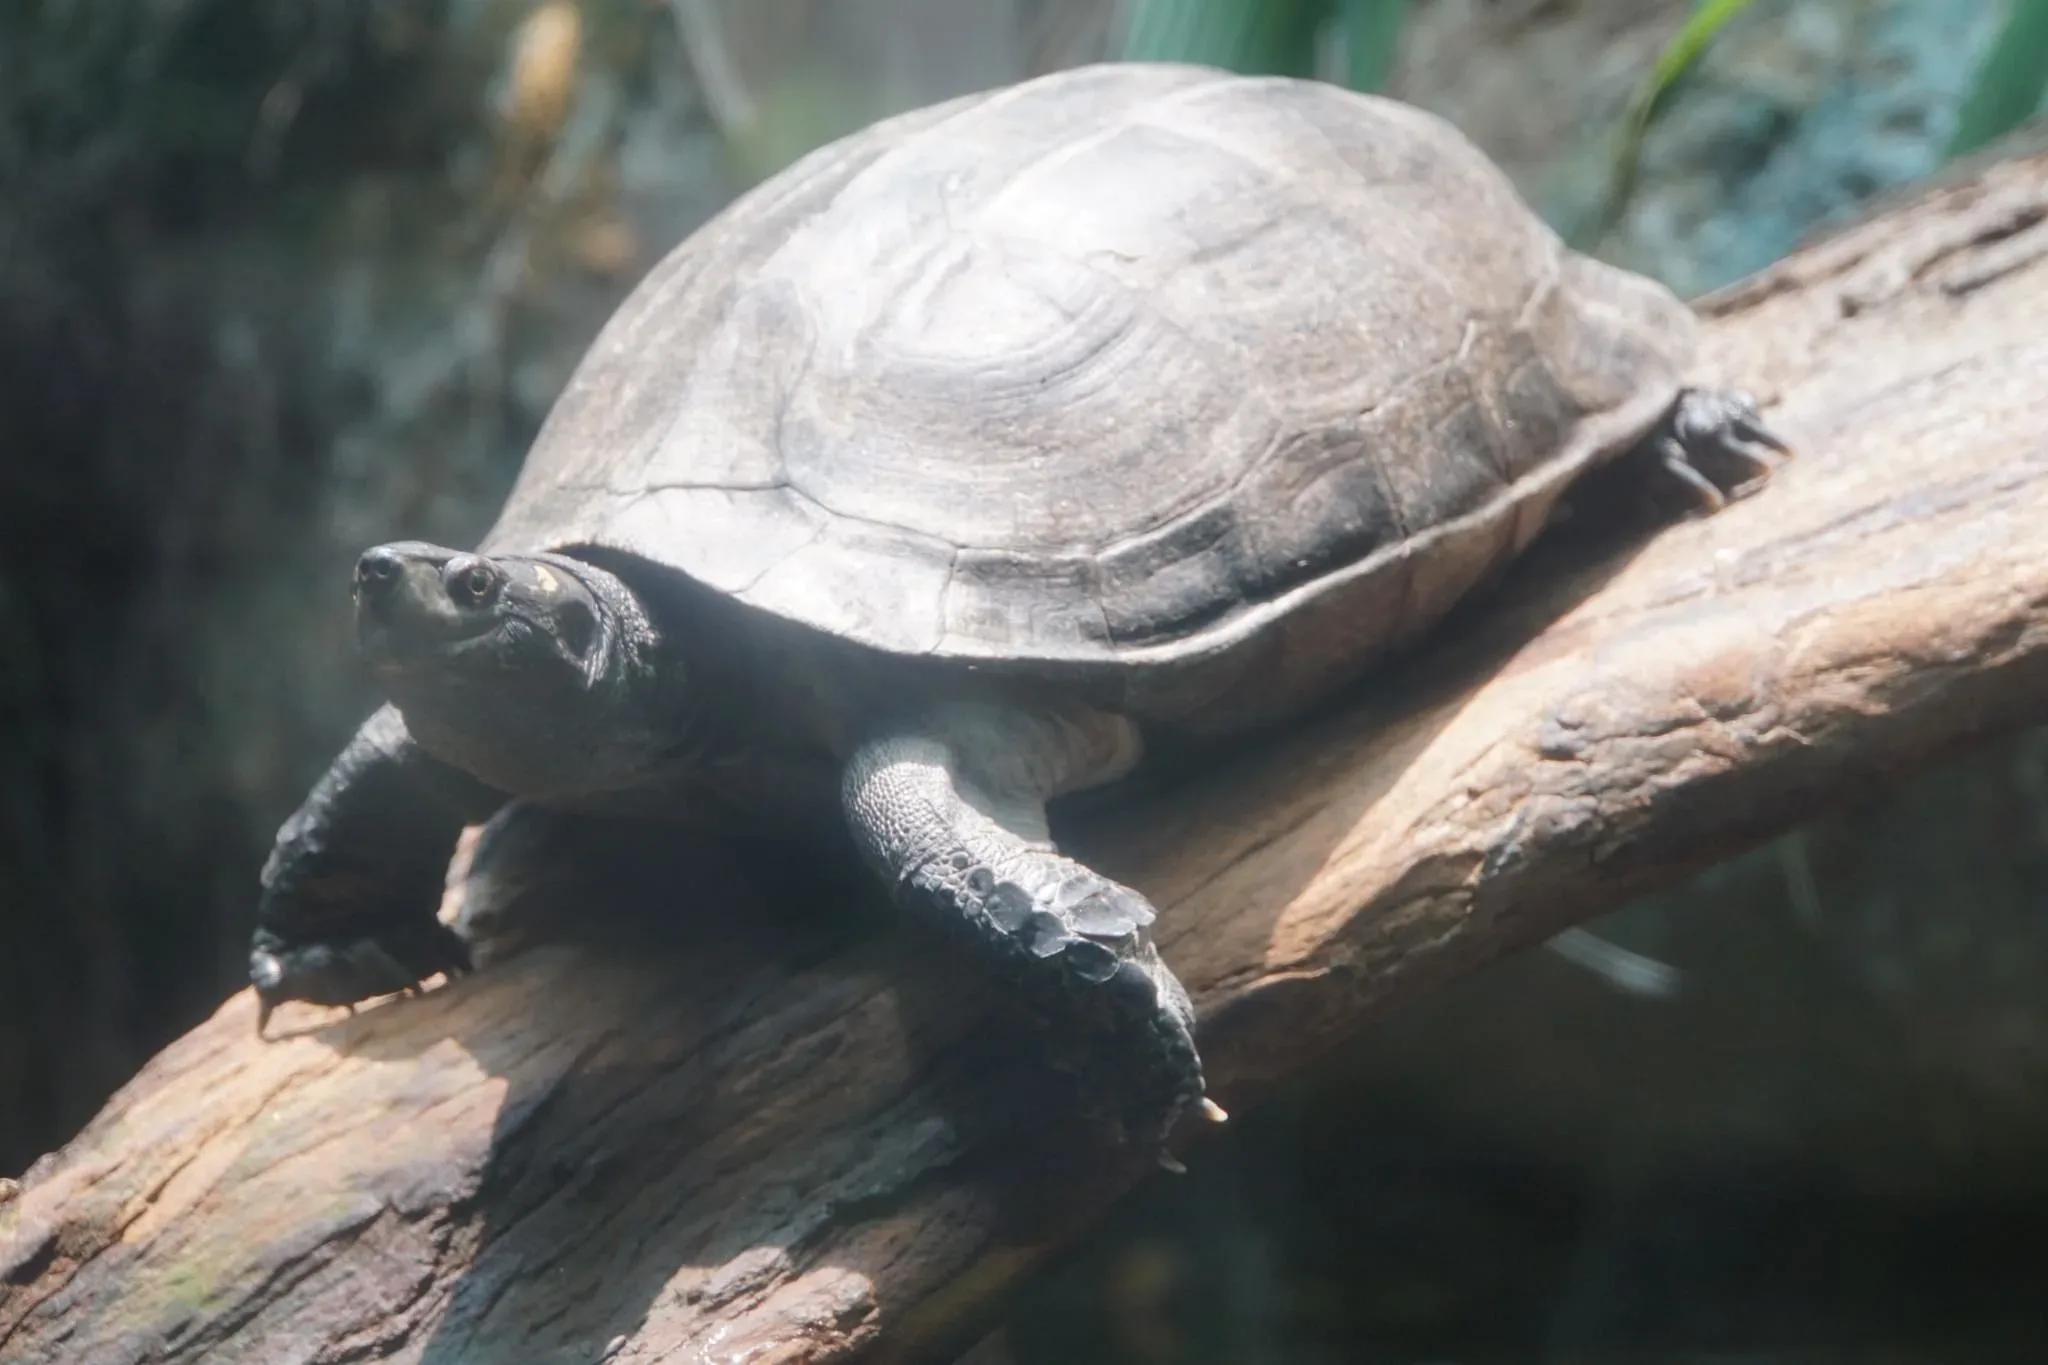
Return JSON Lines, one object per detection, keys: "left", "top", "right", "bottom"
{"left": 1119, "top": 0, "right": 2045, "bottom": 241}
{"left": 1585, "top": 0, "right": 1765, "bottom": 246}
{"left": 723, "top": 65, "right": 871, "bottom": 186}
{"left": 1120, "top": 0, "right": 1328, "bottom": 78}
{"left": 1947, "top": 0, "right": 2048, "bottom": 158}
{"left": 1118, "top": 0, "right": 1408, "bottom": 92}
{"left": 0, "top": 0, "right": 453, "bottom": 224}
{"left": 1339, "top": 0, "right": 1409, "bottom": 93}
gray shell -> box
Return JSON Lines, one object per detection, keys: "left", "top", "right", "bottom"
{"left": 482, "top": 63, "right": 1694, "bottom": 687}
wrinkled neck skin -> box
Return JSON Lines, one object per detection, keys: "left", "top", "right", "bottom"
{"left": 381, "top": 556, "right": 702, "bottom": 801}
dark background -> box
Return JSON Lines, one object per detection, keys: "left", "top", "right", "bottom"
{"left": 5, "top": 2, "right": 2046, "bottom": 1360}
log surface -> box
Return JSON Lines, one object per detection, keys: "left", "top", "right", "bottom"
{"left": 6, "top": 148, "right": 2048, "bottom": 1365}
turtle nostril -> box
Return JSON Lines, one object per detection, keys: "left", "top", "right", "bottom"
{"left": 355, "top": 548, "right": 405, "bottom": 597}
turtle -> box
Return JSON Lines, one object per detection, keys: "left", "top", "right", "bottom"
{"left": 248, "top": 62, "right": 1787, "bottom": 1148}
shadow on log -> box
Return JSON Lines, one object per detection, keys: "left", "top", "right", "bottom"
{"left": 5, "top": 143, "right": 2048, "bottom": 1365}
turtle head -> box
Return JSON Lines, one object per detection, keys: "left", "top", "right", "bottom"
{"left": 352, "top": 541, "right": 677, "bottom": 795}
{"left": 353, "top": 541, "right": 604, "bottom": 677}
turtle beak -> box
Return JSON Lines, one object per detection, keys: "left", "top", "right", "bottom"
{"left": 354, "top": 542, "right": 498, "bottom": 664}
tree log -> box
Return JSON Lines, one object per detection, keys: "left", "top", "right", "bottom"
{"left": 6, "top": 145, "right": 2048, "bottom": 1365}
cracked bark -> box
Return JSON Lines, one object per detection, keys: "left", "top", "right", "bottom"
{"left": 6, "top": 145, "right": 2048, "bottom": 1365}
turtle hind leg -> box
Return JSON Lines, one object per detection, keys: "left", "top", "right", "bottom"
{"left": 1651, "top": 387, "right": 1794, "bottom": 511}
{"left": 841, "top": 702, "right": 1211, "bottom": 1152}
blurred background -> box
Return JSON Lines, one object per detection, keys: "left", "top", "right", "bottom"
{"left": 4, "top": 1, "right": 2047, "bottom": 1360}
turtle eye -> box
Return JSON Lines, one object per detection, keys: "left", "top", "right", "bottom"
{"left": 447, "top": 560, "right": 501, "bottom": 606}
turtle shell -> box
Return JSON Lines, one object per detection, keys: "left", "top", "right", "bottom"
{"left": 482, "top": 63, "right": 1696, "bottom": 673}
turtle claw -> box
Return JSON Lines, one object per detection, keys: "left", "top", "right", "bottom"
{"left": 248, "top": 920, "right": 471, "bottom": 1035}
{"left": 917, "top": 848, "right": 1209, "bottom": 1148}
{"left": 1057, "top": 946, "right": 1207, "bottom": 1149}
{"left": 1655, "top": 387, "right": 1795, "bottom": 511}
{"left": 1658, "top": 440, "right": 1731, "bottom": 511}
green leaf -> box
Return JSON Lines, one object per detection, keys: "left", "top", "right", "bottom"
{"left": 1338, "top": 0, "right": 1409, "bottom": 93}
{"left": 1583, "top": 0, "right": 1765, "bottom": 247}
{"left": 1119, "top": 0, "right": 1331, "bottom": 79}
{"left": 1947, "top": 0, "right": 2048, "bottom": 159}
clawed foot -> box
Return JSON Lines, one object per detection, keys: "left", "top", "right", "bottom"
{"left": 250, "top": 918, "right": 471, "bottom": 1036}
{"left": 909, "top": 852, "right": 1213, "bottom": 1148}
{"left": 1653, "top": 387, "right": 1793, "bottom": 511}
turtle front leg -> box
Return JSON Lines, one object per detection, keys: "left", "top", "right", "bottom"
{"left": 842, "top": 702, "right": 1214, "bottom": 1151}
{"left": 250, "top": 704, "right": 505, "bottom": 1034}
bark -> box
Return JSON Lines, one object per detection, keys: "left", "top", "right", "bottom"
{"left": 5, "top": 145, "right": 2048, "bottom": 1365}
